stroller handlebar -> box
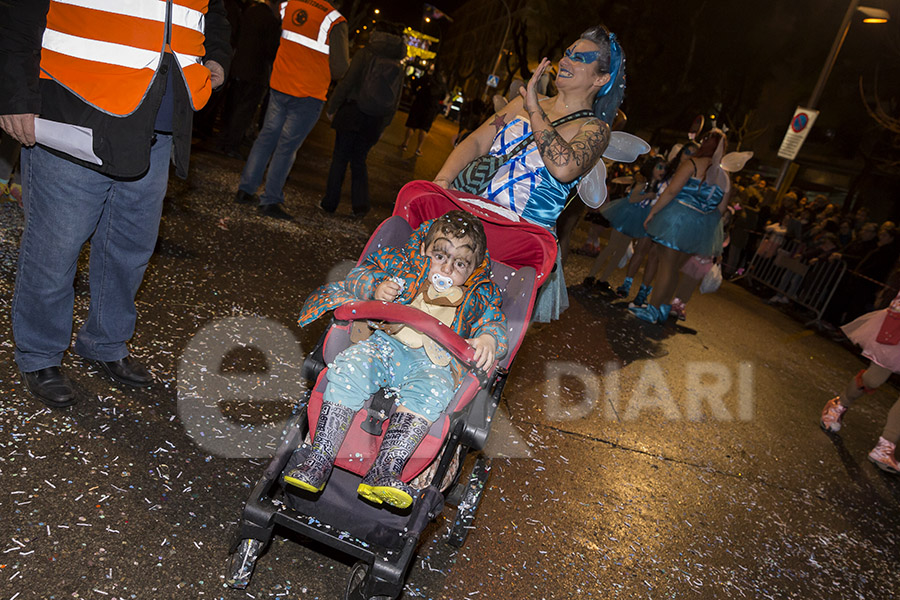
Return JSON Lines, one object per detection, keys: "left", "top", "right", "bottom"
{"left": 334, "top": 301, "right": 482, "bottom": 369}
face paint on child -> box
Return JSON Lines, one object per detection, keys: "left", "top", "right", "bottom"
{"left": 421, "top": 236, "right": 477, "bottom": 288}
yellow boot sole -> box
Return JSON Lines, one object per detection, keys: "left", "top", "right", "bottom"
{"left": 284, "top": 475, "right": 323, "bottom": 493}
{"left": 356, "top": 483, "right": 383, "bottom": 505}
{"left": 358, "top": 483, "right": 412, "bottom": 509}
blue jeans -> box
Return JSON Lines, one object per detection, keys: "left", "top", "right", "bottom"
{"left": 238, "top": 90, "right": 323, "bottom": 206}
{"left": 12, "top": 138, "right": 171, "bottom": 371}
{"left": 323, "top": 331, "right": 456, "bottom": 420}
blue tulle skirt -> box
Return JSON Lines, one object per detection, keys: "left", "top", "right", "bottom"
{"left": 532, "top": 251, "right": 568, "bottom": 323}
{"left": 646, "top": 201, "right": 725, "bottom": 256}
{"left": 599, "top": 197, "right": 650, "bottom": 239}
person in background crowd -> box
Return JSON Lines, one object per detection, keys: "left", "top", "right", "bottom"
{"left": 235, "top": 0, "right": 349, "bottom": 220}
{"left": 724, "top": 194, "right": 760, "bottom": 277}
{"left": 320, "top": 21, "right": 406, "bottom": 218}
{"left": 835, "top": 222, "right": 879, "bottom": 269}
{"left": 826, "top": 222, "right": 899, "bottom": 326}
{"left": 0, "top": 0, "right": 231, "bottom": 407}
{"left": 194, "top": 0, "right": 244, "bottom": 139}
{"left": 767, "top": 233, "right": 840, "bottom": 305}
{"left": 837, "top": 219, "right": 854, "bottom": 248}
{"left": 452, "top": 95, "right": 490, "bottom": 146}
{"left": 400, "top": 64, "right": 448, "bottom": 156}
{"left": 219, "top": 0, "right": 282, "bottom": 159}
{"left": 853, "top": 206, "right": 870, "bottom": 234}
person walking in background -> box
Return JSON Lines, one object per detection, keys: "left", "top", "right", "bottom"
{"left": 582, "top": 155, "right": 667, "bottom": 295}
{"left": 219, "top": 0, "right": 282, "bottom": 158}
{"left": 400, "top": 64, "right": 448, "bottom": 156}
{"left": 630, "top": 130, "right": 731, "bottom": 324}
{"left": 234, "top": 0, "right": 349, "bottom": 220}
{"left": 320, "top": 21, "right": 406, "bottom": 218}
{"left": 0, "top": 0, "right": 231, "bottom": 407}
{"left": 821, "top": 290, "right": 900, "bottom": 473}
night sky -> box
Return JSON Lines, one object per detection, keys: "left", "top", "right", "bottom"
{"left": 372, "top": 0, "right": 467, "bottom": 31}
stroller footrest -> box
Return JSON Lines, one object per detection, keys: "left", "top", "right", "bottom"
{"left": 360, "top": 389, "right": 394, "bottom": 435}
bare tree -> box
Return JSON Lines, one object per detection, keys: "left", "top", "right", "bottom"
{"left": 859, "top": 69, "right": 900, "bottom": 173}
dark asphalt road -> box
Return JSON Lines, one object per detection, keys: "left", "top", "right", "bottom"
{"left": 1, "top": 110, "right": 898, "bottom": 600}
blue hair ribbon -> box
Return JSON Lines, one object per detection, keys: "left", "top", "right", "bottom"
{"left": 597, "top": 32, "right": 621, "bottom": 98}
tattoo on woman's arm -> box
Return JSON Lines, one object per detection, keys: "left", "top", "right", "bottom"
{"left": 570, "top": 126, "right": 610, "bottom": 167}
{"left": 528, "top": 105, "right": 548, "bottom": 123}
{"left": 535, "top": 119, "right": 610, "bottom": 170}
{"left": 490, "top": 114, "right": 507, "bottom": 135}
{"left": 537, "top": 129, "right": 571, "bottom": 167}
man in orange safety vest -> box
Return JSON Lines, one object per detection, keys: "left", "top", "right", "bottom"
{"left": 0, "top": 1, "right": 232, "bottom": 407}
{"left": 234, "top": 0, "right": 349, "bottom": 221}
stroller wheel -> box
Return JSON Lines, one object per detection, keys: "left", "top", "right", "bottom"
{"left": 224, "top": 538, "right": 265, "bottom": 589}
{"left": 446, "top": 455, "right": 491, "bottom": 548}
{"left": 344, "top": 561, "right": 392, "bottom": 600}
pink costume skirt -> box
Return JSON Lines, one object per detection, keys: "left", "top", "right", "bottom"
{"left": 841, "top": 308, "right": 900, "bottom": 373}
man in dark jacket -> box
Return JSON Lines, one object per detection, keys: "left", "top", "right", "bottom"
{"left": 0, "top": 1, "right": 231, "bottom": 408}
{"left": 220, "top": 0, "right": 282, "bottom": 156}
{"left": 319, "top": 22, "right": 406, "bottom": 217}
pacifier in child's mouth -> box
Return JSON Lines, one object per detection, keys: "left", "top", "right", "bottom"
{"left": 431, "top": 272, "right": 454, "bottom": 292}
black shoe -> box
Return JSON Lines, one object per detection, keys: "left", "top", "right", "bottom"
{"left": 91, "top": 356, "right": 153, "bottom": 388}
{"left": 21, "top": 367, "right": 77, "bottom": 408}
{"left": 351, "top": 208, "right": 369, "bottom": 219}
{"left": 319, "top": 199, "right": 336, "bottom": 214}
{"left": 257, "top": 203, "right": 294, "bottom": 220}
{"left": 234, "top": 190, "right": 256, "bottom": 205}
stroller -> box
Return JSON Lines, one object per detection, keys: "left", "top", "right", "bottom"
{"left": 225, "top": 180, "right": 557, "bottom": 599}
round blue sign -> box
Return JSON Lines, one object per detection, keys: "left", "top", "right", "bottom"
{"left": 791, "top": 113, "right": 809, "bottom": 133}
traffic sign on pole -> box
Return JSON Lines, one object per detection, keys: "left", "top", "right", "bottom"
{"left": 777, "top": 107, "right": 819, "bottom": 161}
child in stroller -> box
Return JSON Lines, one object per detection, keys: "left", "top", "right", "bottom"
{"left": 227, "top": 182, "right": 557, "bottom": 599}
{"left": 284, "top": 210, "right": 507, "bottom": 509}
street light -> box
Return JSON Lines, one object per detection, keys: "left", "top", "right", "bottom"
{"left": 773, "top": 1, "right": 889, "bottom": 195}
{"left": 858, "top": 6, "right": 889, "bottom": 22}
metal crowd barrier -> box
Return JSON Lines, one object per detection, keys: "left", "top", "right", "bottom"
{"left": 745, "top": 239, "right": 847, "bottom": 325}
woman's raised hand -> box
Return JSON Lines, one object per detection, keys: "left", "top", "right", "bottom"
{"left": 520, "top": 57, "right": 551, "bottom": 117}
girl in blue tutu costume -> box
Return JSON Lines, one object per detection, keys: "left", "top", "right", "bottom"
{"left": 433, "top": 25, "right": 627, "bottom": 323}
{"left": 583, "top": 155, "right": 666, "bottom": 295}
{"left": 630, "top": 130, "right": 730, "bottom": 323}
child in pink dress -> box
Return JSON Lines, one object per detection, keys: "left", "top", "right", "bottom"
{"left": 820, "top": 291, "right": 900, "bottom": 473}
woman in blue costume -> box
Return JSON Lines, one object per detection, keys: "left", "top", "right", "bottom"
{"left": 433, "top": 25, "right": 627, "bottom": 322}
{"left": 630, "top": 129, "right": 731, "bottom": 323}
{"left": 620, "top": 141, "right": 700, "bottom": 307}
{"left": 582, "top": 155, "right": 666, "bottom": 295}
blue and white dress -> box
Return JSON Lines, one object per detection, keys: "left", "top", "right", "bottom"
{"left": 646, "top": 176, "right": 725, "bottom": 256}
{"left": 483, "top": 116, "right": 581, "bottom": 322}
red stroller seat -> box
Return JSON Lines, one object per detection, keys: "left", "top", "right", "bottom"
{"left": 226, "top": 181, "right": 557, "bottom": 599}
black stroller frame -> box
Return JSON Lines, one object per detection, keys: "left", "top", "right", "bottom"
{"left": 224, "top": 209, "right": 542, "bottom": 600}
{"left": 226, "top": 348, "right": 507, "bottom": 599}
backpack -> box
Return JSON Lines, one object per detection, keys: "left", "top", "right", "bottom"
{"left": 356, "top": 53, "right": 403, "bottom": 118}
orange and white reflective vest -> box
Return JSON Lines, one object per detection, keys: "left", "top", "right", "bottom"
{"left": 270, "top": 0, "right": 345, "bottom": 101}
{"left": 39, "top": 0, "right": 212, "bottom": 116}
